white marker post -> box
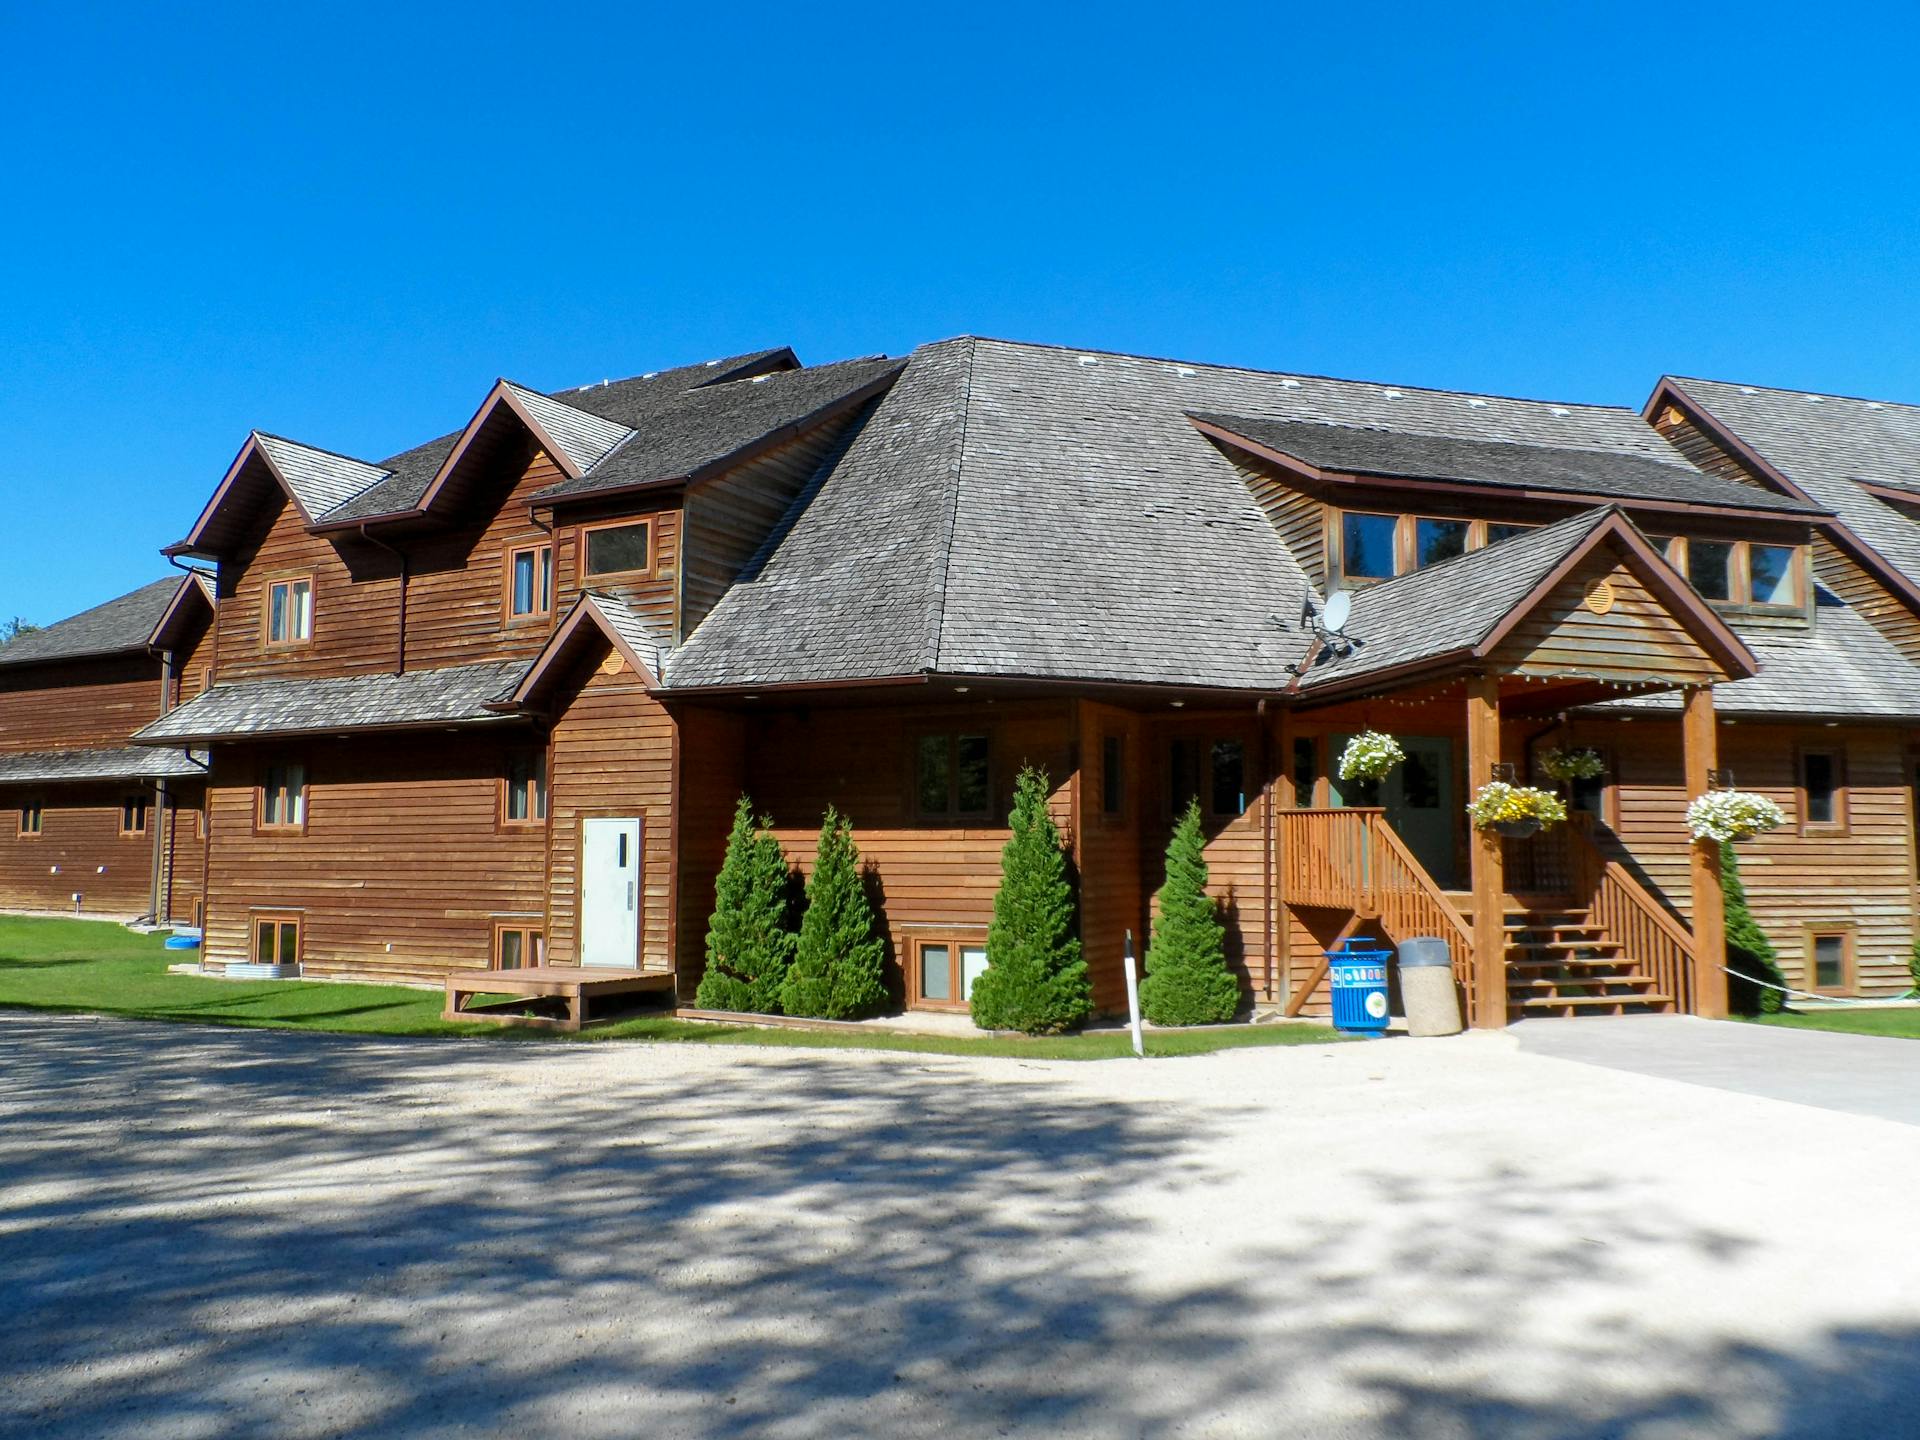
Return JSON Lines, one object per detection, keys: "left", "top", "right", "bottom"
{"left": 1123, "top": 928, "right": 1145, "bottom": 1059}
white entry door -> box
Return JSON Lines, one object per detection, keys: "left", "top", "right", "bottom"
{"left": 580, "top": 817, "right": 642, "bottom": 969}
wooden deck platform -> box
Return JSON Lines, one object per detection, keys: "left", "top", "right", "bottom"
{"left": 443, "top": 965, "right": 676, "bottom": 1032}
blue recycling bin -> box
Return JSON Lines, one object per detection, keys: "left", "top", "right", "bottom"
{"left": 1327, "top": 938, "right": 1392, "bottom": 1033}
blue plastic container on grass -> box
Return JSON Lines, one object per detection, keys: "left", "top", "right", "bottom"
{"left": 1328, "top": 938, "right": 1392, "bottom": 1033}
{"left": 163, "top": 934, "right": 201, "bottom": 951}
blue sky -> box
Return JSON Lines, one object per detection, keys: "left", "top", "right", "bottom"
{"left": 4, "top": 2, "right": 1918, "bottom": 622}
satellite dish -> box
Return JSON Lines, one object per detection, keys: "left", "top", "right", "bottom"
{"left": 1322, "top": 589, "right": 1353, "bottom": 633}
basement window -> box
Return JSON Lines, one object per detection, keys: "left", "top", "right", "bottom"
{"left": 1806, "top": 927, "right": 1854, "bottom": 995}
{"left": 494, "top": 922, "right": 544, "bottom": 971}
{"left": 253, "top": 914, "right": 301, "bottom": 967}
{"left": 912, "top": 933, "right": 989, "bottom": 1011}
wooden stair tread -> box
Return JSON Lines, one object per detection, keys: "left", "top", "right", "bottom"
{"left": 1513, "top": 993, "right": 1673, "bottom": 1011}
{"left": 1508, "top": 975, "right": 1660, "bottom": 992}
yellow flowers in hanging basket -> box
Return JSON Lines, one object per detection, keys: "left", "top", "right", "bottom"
{"left": 1466, "top": 782, "right": 1568, "bottom": 838}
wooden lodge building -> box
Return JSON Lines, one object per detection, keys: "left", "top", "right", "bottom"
{"left": 10, "top": 338, "right": 1920, "bottom": 1023}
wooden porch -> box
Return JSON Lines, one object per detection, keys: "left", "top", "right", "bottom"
{"left": 443, "top": 965, "right": 675, "bottom": 1032}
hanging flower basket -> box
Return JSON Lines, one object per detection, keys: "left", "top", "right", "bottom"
{"left": 1338, "top": 731, "right": 1405, "bottom": 782}
{"left": 1467, "top": 782, "right": 1567, "bottom": 837}
{"left": 1538, "top": 746, "right": 1605, "bottom": 784}
{"left": 1684, "top": 790, "right": 1786, "bottom": 843}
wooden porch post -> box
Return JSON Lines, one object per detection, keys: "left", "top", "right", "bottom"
{"left": 1275, "top": 704, "right": 1295, "bottom": 1005}
{"left": 1466, "top": 674, "right": 1508, "bottom": 1028}
{"left": 1683, "top": 685, "right": 1729, "bottom": 1019}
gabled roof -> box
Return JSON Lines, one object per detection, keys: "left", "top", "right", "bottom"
{"left": 317, "top": 348, "right": 801, "bottom": 526}
{"left": 170, "top": 433, "right": 396, "bottom": 554}
{"left": 502, "top": 592, "right": 670, "bottom": 709}
{"left": 1294, "top": 507, "right": 1757, "bottom": 696}
{"left": 133, "top": 660, "right": 530, "bottom": 744}
{"left": 1191, "top": 413, "right": 1821, "bottom": 517}
{"left": 252, "top": 433, "right": 392, "bottom": 514}
{"left": 0, "top": 577, "right": 188, "bottom": 669}
{"left": 1654, "top": 377, "right": 1920, "bottom": 597}
{"left": 0, "top": 746, "right": 208, "bottom": 785}
{"left": 528, "top": 356, "right": 905, "bottom": 504}
{"left": 1591, "top": 592, "right": 1920, "bottom": 723}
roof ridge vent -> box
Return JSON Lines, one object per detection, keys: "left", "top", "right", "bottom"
{"left": 751, "top": 374, "right": 771, "bottom": 383}
{"left": 1740, "top": 386, "right": 1759, "bottom": 395}
{"left": 1280, "top": 379, "right": 1302, "bottom": 389}
{"left": 1173, "top": 366, "right": 1197, "bottom": 377}
{"left": 1077, "top": 355, "right": 1100, "bottom": 367}
{"left": 1382, "top": 389, "right": 1403, "bottom": 399}
{"left": 1465, "top": 397, "right": 1489, "bottom": 408}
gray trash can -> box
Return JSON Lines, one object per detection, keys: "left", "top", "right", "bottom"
{"left": 1397, "top": 938, "right": 1462, "bottom": 1037}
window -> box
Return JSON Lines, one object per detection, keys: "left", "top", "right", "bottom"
{"left": 583, "top": 521, "right": 653, "bottom": 578}
{"left": 260, "top": 763, "right": 307, "bottom": 830}
{"left": 253, "top": 914, "right": 301, "bottom": 968}
{"left": 506, "top": 542, "right": 554, "bottom": 620}
{"left": 1665, "top": 538, "right": 1804, "bottom": 609}
{"left": 1341, "top": 512, "right": 1398, "bottom": 580}
{"left": 18, "top": 802, "right": 43, "bottom": 837}
{"left": 1800, "top": 748, "right": 1845, "bottom": 830}
{"left": 1290, "top": 736, "right": 1318, "bottom": 807}
{"left": 913, "top": 934, "right": 990, "bottom": 1011}
{"left": 1485, "top": 522, "right": 1537, "bottom": 546}
{"left": 1568, "top": 751, "right": 1610, "bottom": 823}
{"left": 1101, "top": 734, "right": 1125, "bottom": 817}
{"left": 265, "top": 577, "right": 313, "bottom": 646}
{"left": 1806, "top": 927, "right": 1855, "bottom": 995}
{"left": 1414, "top": 517, "right": 1469, "bottom": 569}
{"left": 504, "top": 752, "right": 548, "bottom": 825}
{"left": 1210, "top": 740, "right": 1246, "bottom": 816}
{"left": 119, "top": 795, "right": 149, "bottom": 837}
{"left": 1169, "top": 737, "right": 1202, "bottom": 814}
{"left": 1687, "top": 541, "right": 1734, "bottom": 601}
{"left": 916, "top": 732, "right": 991, "bottom": 818}
{"left": 494, "top": 922, "right": 544, "bottom": 971}
{"left": 1747, "top": 544, "right": 1798, "bottom": 607}
{"left": 1648, "top": 536, "right": 1679, "bottom": 562}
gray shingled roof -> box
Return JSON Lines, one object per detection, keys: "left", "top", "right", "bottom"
{"left": 1667, "top": 377, "right": 1920, "bottom": 588}
{"left": 582, "top": 592, "right": 671, "bottom": 679}
{"left": 0, "top": 577, "right": 184, "bottom": 668}
{"left": 253, "top": 433, "right": 392, "bottom": 517}
{"left": 1195, "top": 415, "right": 1820, "bottom": 515}
{"left": 527, "top": 356, "right": 903, "bottom": 503}
{"left": 1294, "top": 509, "right": 1620, "bottom": 692}
{"left": 501, "top": 382, "right": 634, "bottom": 473}
{"left": 315, "top": 349, "right": 799, "bottom": 525}
{"left": 673, "top": 340, "right": 1739, "bottom": 692}
{"left": 133, "top": 661, "right": 531, "bottom": 744}
{"left": 1590, "top": 593, "right": 1920, "bottom": 722}
{"left": 0, "top": 746, "right": 209, "bottom": 785}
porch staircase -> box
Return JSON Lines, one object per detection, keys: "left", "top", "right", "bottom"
{"left": 1501, "top": 905, "right": 1676, "bottom": 1017}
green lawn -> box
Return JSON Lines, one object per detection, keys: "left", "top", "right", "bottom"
{"left": 0, "top": 916, "right": 1346, "bottom": 1060}
{"left": 1741, "top": 1006, "right": 1920, "bottom": 1041}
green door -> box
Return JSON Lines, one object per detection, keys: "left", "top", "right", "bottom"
{"left": 1331, "top": 734, "right": 1458, "bottom": 889}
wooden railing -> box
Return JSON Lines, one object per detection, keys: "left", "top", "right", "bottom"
{"left": 1279, "top": 809, "right": 1478, "bottom": 1024}
{"left": 1565, "top": 815, "right": 1697, "bottom": 1014}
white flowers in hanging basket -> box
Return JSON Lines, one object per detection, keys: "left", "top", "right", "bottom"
{"left": 1466, "top": 782, "right": 1568, "bottom": 836}
{"left": 1684, "top": 790, "right": 1785, "bottom": 843}
{"left": 1538, "top": 746, "right": 1605, "bottom": 783}
{"left": 1338, "top": 731, "right": 1405, "bottom": 782}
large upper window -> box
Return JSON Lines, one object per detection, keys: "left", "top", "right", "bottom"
{"left": 265, "top": 577, "right": 313, "bottom": 646}
{"left": 260, "top": 763, "right": 307, "bottom": 830}
{"left": 506, "top": 542, "right": 553, "bottom": 619}
{"left": 583, "top": 521, "right": 653, "bottom": 578}
{"left": 917, "top": 732, "right": 991, "bottom": 819}
{"left": 503, "top": 752, "right": 548, "bottom": 825}
{"left": 1336, "top": 512, "right": 1542, "bottom": 584}
{"left": 1664, "top": 538, "right": 1804, "bottom": 610}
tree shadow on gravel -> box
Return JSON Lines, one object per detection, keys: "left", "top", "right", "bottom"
{"left": 0, "top": 1016, "right": 1915, "bottom": 1439}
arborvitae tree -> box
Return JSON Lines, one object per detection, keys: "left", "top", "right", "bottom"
{"left": 1140, "top": 799, "right": 1241, "bottom": 1025}
{"left": 1722, "top": 843, "right": 1787, "bottom": 1015}
{"left": 694, "top": 796, "right": 796, "bottom": 1013}
{"left": 780, "top": 807, "right": 889, "bottom": 1020}
{"left": 969, "top": 766, "right": 1091, "bottom": 1034}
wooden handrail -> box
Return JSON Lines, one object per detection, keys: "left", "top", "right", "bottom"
{"left": 1278, "top": 808, "right": 1477, "bottom": 1024}
{"left": 1565, "top": 815, "right": 1696, "bottom": 1014}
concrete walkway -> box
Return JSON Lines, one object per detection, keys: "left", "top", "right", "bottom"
{"left": 3, "top": 1013, "right": 1918, "bottom": 1438}
{"left": 1514, "top": 1014, "right": 1920, "bottom": 1126}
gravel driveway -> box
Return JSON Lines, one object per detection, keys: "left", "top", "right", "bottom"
{"left": 2, "top": 1012, "right": 1916, "bottom": 1438}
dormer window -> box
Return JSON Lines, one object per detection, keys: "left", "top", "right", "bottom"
{"left": 1414, "top": 517, "right": 1469, "bottom": 568}
{"left": 265, "top": 576, "right": 313, "bottom": 646}
{"left": 1335, "top": 512, "right": 1540, "bottom": 585}
{"left": 582, "top": 520, "right": 654, "bottom": 579}
{"left": 506, "top": 542, "right": 553, "bottom": 621}
{"left": 1341, "top": 512, "right": 1398, "bottom": 580}
{"left": 1663, "top": 537, "right": 1804, "bottom": 611}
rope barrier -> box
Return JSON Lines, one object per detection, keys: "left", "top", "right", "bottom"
{"left": 1717, "top": 962, "right": 1917, "bottom": 1006}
